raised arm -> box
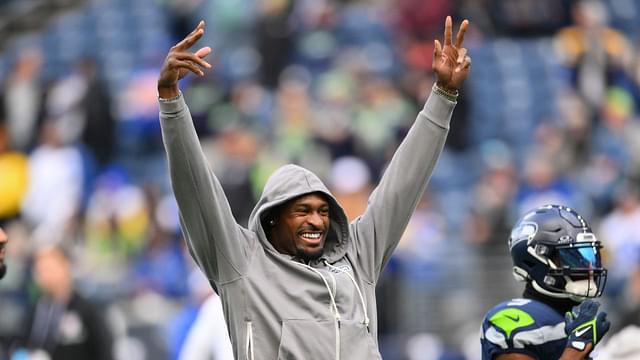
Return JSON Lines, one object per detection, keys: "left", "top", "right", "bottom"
{"left": 158, "top": 22, "right": 254, "bottom": 283}
{"left": 158, "top": 21, "right": 212, "bottom": 99}
{"left": 351, "top": 17, "right": 471, "bottom": 281}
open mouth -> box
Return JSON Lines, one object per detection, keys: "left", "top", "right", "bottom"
{"left": 299, "top": 231, "right": 324, "bottom": 244}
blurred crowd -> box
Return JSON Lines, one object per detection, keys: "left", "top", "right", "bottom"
{"left": 1, "top": 0, "right": 640, "bottom": 359}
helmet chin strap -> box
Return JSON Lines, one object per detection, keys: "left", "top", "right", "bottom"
{"left": 531, "top": 277, "right": 597, "bottom": 301}
{"left": 531, "top": 280, "right": 572, "bottom": 299}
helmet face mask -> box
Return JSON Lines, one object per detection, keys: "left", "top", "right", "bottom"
{"left": 509, "top": 205, "right": 607, "bottom": 301}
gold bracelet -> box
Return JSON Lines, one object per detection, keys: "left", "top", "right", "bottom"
{"left": 432, "top": 83, "right": 459, "bottom": 102}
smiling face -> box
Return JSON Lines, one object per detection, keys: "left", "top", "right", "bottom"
{"left": 0, "top": 228, "right": 7, "bottom": 279}
{"left": 268, "top": 193, "right": 330, "bottom": 261}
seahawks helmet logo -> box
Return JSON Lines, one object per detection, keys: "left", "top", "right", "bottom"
{"left": 509, "top": 221, "right": 538, "bottom": 249}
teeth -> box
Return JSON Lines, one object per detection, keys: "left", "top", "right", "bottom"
{"left": 301, "top": 233, "right": 321, "bottom": 239}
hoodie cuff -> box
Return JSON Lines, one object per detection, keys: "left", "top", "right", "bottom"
{"left": 159, "top": 92, "right": 186, "bottom": 115}
{"left": 421, "top": 87, "right": 457, "bottom": 129}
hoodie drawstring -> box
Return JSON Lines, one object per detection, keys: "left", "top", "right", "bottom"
{"left": 324, "top": 261, "right": 370, "bottom": 332}
{"left": 295, "top": 262, "right": 341, "bottom": 360}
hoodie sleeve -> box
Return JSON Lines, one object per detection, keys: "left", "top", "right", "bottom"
{"left": 350, "top": 89, "right": 455, "bottom": 282}
{"left": 159, "top": 94, "right": 254, "bottom": 283}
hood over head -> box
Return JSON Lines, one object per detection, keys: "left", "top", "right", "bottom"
{"left": 248, "top": 164, "right": 349, "bottom": 262}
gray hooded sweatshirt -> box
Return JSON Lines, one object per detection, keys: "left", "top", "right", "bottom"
{"left": 159, "top": 89, "right": 456, "bottom": 360}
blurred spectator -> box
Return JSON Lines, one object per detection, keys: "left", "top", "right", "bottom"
{"left": 392, "top": 195, "right": 472, "bottom": 343}
{"left": 43, "top": 64, "right": 89, "bottom": 145}
{"left": 555, "top": 89, "right": 592, "bottom": 167}
{"left": 575, "top": 153, "right": 622, "bottom": 216}
{"left": 255, "top": 0, "right": 295, "bottom": 89}
{"left": 20, "top": 121, "right": 84, "bottom": 245}
{"left": 0, "top": 222, "right": 33, "bottom": 360}
{"left": 593, "top": 86, "right": 640, "bottom": 178}
{"left": 177, "top": 293, "right": 233, "bottom": 360}
{"left": 118, "top": 68, "right": 165, "bottom": 155}
{"left": 166, "top": 268, "right": 210, "bottom": 360}
{"left": 162, "top": 0, "right": 204, "bottom": 43}
{"left": 487, "top": 0, "right": 572, "bottom": 36}
{"left": 464, "top": 144, "right": 519, "bottom": 312}
{"left": 79, "top": 58, "right": 116, "bottom": 167}
{"left": 23, "top": 245, "right": 114, "bottom": 360}
{"left": 514, "top": 149, "right": 580, "bottom": 215}
{"left": 81, "top": 173, "right": 149, "bottom": 295}
{"left": 554, "top": 0, "right": 633, "bottom": 114}
{"left": 328, "top": 156, "right": 372, "bottom": 221}
{"left": 393, "top": 0, "right": 452, "bottom": 42}
{"left": 597, "top": 325, "right": 640, "bottom": 360}
{"left": 131, "top": 188, "right": 189, "bottom": 299}
{"left": 616, "top": 266, "right": 640, "bottom": 331}
{"left": 598, "top": 182, "right": 640, "bottom": 297}
{"left": 0, "top": 124, "right": 28, "bottom": 222}
{"left": 352, "top": 76, "right": 413, "bottom": 173}
{"left": 311, "top": 66, "right": 357, "bottom": 158}
{"left": 205, "top": 127, "right": 261, "bottom": 226}
{"left": 1, "top": 48, "right": 44, "bottom": 151}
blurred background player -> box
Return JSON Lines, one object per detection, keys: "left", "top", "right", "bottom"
{"left": 480, "top": 205, "right": 609, "bottom": 359}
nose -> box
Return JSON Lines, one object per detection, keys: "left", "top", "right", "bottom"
{"left": 307, "top": 212, "right": 324, "bottom": 228}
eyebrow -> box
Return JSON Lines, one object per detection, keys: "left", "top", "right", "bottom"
{"left": 292, "top": 202, "right": 329, "bottom": 210}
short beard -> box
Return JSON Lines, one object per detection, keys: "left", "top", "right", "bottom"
{"left": 297, "top": 248, "right": 323, "bottom": 263}
{"left": 0, "top": 263, "right": 6, "bottom": 280}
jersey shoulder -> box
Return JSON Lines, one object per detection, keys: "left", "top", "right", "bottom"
{"left": 480, "top": 298, "right": 567, "bottom": 360}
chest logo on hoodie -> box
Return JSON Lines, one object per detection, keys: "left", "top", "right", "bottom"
{"left": 329, "top": 264, "right": 352, "bottom": 274}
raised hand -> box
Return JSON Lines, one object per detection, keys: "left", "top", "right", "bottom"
{"left": 158, "top": 21, "right": 212, "bottom": 99}
{"left": 433, "top": 16, "right": 470, "bottom": 92}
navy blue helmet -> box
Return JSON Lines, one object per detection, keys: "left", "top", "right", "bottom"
{"left": 509, "top": 205, "right": 607, "bottom": 300}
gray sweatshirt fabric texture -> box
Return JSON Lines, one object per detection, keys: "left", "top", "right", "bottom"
{"left": 159, "top": 90, "right": 456, "bottom": 360}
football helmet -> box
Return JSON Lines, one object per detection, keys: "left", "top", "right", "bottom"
{"left": 509, "top": 204, "right": 607, "bottom": 301}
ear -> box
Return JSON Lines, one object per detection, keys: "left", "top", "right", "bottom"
{"left": 268, "top": 219, "right": 276, "bottom": 227}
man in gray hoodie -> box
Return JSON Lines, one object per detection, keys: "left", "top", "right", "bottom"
{"left": 157, "top": 16, "right": 471, "bottom": 360}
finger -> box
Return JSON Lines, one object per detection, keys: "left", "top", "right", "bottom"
{"left": 455, "top": 55, "right": 471, "bottom": 72}
{"left": 597, "top": 312, "right": 608, "bottom": 323}
{"left": 565, "top": 312, "right": 573, "bottom": 324}
{"left": 434, "top": 39, "right": 442, "bottom": 59}
{"left": 455, "top": 19, "right": 469, "bottom": 48}
{"left": 174, "top": 52, "right": 212, "bottom": 69}
{"left": 169, "top": 58, "right": 205, "bottom": 76}
{"left": 572, "top": 304, "right": 580, "bottom": 314}
{"left": 457, "top": 48, "right": 468, "bottom": 64}
{"left": 444, "top": 16, "right": 452, "bottom": 46}
{"left": 586, "top": 300, "right": 600, "bottom": 313}
{"left": 175, "top": 21, "right": 206, "bottom": 50}
{"left": 195, "top": 46, "right": 212, "bottom": 59}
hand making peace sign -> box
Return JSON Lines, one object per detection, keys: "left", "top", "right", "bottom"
{"left": 158, "top": 21, "right": 212, "bottom": 99}
{"left": 433, "top": 16, "right": 471, "bottom": 93}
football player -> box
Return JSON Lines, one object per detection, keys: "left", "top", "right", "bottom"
{"left": 480, "top": 205, "right": 610, "bottom": 359}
